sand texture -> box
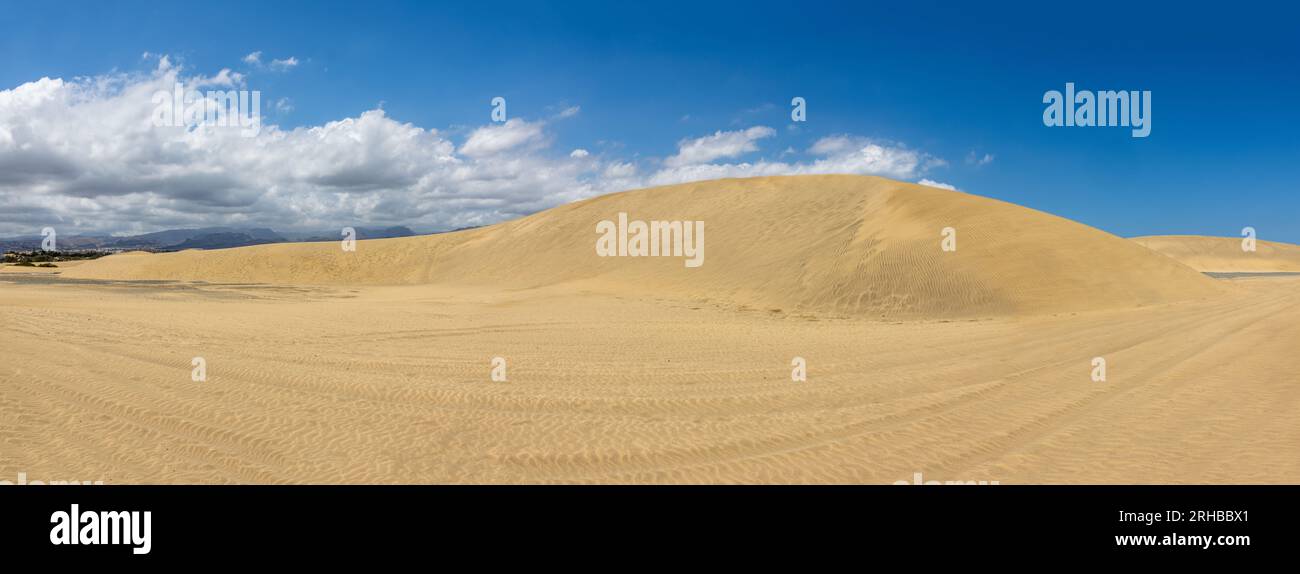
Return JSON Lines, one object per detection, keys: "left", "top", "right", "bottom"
{"left": 4, "top": 175, "right": 1296, "bottom": 484}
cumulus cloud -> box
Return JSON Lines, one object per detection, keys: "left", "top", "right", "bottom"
{"left": 0, "top": 59, "right": 948, "bottom": 236}
{"left": 0, "top": 63, "right": 596, "bottom": 234}
{"left": 242, "top": 51, "right": 262, "bottom": 65}
{"left": 458, "top": 118, "right": 547, "bottom": 157}
{"left": 805, "top": 135, "right": 942, "bottom": 177}
{"left": 664, "top": 126, "right": 775, "bottom": 167}
{"left": 647, "top": 134, "right": 943, "bottom": 187}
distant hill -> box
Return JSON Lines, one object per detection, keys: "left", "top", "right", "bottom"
{"left": 293, "top": 226, "right": 417, "bottom": 243}
{"left": 106, "top": 227, "right": 285, "bottom": 249}
{"left": 169, "top": 231, "right": 287, "bottom": 251}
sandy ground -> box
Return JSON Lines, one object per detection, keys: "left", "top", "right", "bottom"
{"left": 2, "top": 273, "right": 1298, "bottom": 484}
{"left": 2, "top": 176, "right": 1296, "bottom": 484}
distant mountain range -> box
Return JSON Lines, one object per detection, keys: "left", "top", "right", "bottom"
{"left": 0, "top": 226, "right": 419, "bottom": 253}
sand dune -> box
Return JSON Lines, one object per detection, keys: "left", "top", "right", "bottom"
{"left": 7, "top": 175, "right": 1296, "bottom": 485}
{"left": 68, "top": 175, "right": 1224, "bottom": 318}
{"left": 1133, "top": 235, "right": 1300, "bottom": 273}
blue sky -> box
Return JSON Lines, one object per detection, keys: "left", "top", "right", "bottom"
{"left": 1, "top": 0, "right": 1297, "bottom": 240}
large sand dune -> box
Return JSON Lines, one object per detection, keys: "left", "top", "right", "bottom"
{"left": 7, "top": 175, "right": 1296, "bottom": 485}
{"left": 1133, "top": 235, "right": 1300, "bottom": 273}
{"left": 68, "top": 175, "right": 1223, "bottom": 318}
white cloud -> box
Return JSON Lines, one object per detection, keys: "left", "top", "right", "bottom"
{"left": 804, "top": 136, "right": 941, "bottom": 178}
{"left": 0, "top": 64, "right": 592, "bottom": 234}
{"left": 918, "top": 179, "right": 957, "bottom": 191}
{"left": 647, "top": 134, "right": 941, "bottom": 186}
{"left": 458, "top": 118, "right": 547, "bottom": 157}
{"left": 557, "top": 105, "right": 580, "bottom": 119}
{"left": 807, "top": 135, "right": 856, "bottom": 155}
{"left": 0, "top": 60, "right": 947, "bottom": 236}
{"left": 664, "top": 126, "right": 775, "bottom": 167}
{"left": 195, "top": 68, "right": 243, "bottom": 87}
{"left": 240, "top": 51, "right": 297, "bottom": 73}
{"left": 270, "top": 57, "right": 299, "bottom": 70}
{"left": 602, "top": 162, "right": 637, "bottom": 179}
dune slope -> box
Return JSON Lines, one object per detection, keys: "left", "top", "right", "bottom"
{"left": 1133, "top": 235, "right": 1300, "bottom": 273}
{"left": 69, "top": 175, "right": 1225, "bottom": 317}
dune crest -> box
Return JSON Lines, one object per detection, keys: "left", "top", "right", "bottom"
{"left": 68, "top": 175, "right": 1225, "bottom": 318}
{"left": 1133, "top": 235, "right": 1300, "bottom": 273}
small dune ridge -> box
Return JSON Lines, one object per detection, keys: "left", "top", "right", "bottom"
{"left": 1133, "top": 235, "right": 1300, "bottom": 273}
{"left": 68, "top": 175, "right": 1225, "bottom": 318}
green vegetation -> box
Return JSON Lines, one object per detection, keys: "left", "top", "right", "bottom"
{"left": 3, "top": 250, "right": 107, "bottom": 264}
